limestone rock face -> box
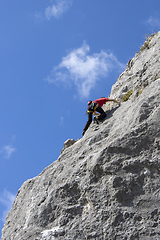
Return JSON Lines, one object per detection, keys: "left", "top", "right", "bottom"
{"left": 61, "top": 139, "right": 76, "bottom": 154}
{"left": 1, "top": 32, "right": 160, "bottom": 240}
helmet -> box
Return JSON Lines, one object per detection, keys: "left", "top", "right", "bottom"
{"left": 88, "top": 100, "right": 92, "bottom": 105}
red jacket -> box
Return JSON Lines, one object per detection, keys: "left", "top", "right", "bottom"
{"left": 93, "top": 98, "right": 108, "bottom": 107}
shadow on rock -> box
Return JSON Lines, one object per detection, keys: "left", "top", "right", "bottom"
{"left": 101, "top": 105, "right": 120, "bottom": 122}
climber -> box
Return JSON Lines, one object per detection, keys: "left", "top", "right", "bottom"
{"left": 82, "top": 97, "right": 120, "bottom": 136}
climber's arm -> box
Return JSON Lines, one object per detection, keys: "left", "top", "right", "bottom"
{"left": 107, "top": 99, "right": 120, "bottom": 104}
{"left": 93, "top": 111, "right": 100, "bottom": 116}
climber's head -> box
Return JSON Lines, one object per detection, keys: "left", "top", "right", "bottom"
{"left": 88, "top": 100, "right": 92, "bottom": 106}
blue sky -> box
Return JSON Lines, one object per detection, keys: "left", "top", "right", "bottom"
{"left": 0, "top": 0, "right": 160, "bottom": 236}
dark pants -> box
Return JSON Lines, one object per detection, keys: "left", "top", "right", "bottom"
{"left": 83, "top": 105, "right": 106, "bottom": 133}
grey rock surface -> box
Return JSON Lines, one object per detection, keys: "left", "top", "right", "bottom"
{"left": 1, "top": 32, "right": 160, "bottom": 240}
{"left": 61, "top": 139, "right": 76, "bottom": 154}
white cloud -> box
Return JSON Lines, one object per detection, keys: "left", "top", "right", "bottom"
{"left": 0, "top": 190, "right": 16, "bottom": 222}
{"left": 146, "top": 16, "right": 160, "bottom": 28}
{"left": 45, "top": 42, "right": 125, "bottom": 98}
{"left": 60, "top": 116, "right": 64, "bottom": 125}
{"left": 34, "top": 12, "right": 44, "bottom": 22}
{"left": 0, "top": 145, "right": 16, "bottom": 159}
{"left": 45, "top": 0, "right": 72, "bottom": 20}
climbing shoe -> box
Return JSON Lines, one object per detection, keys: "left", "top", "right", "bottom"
{"left": 93, "top": 117, "right": 99, "bottom": 124}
